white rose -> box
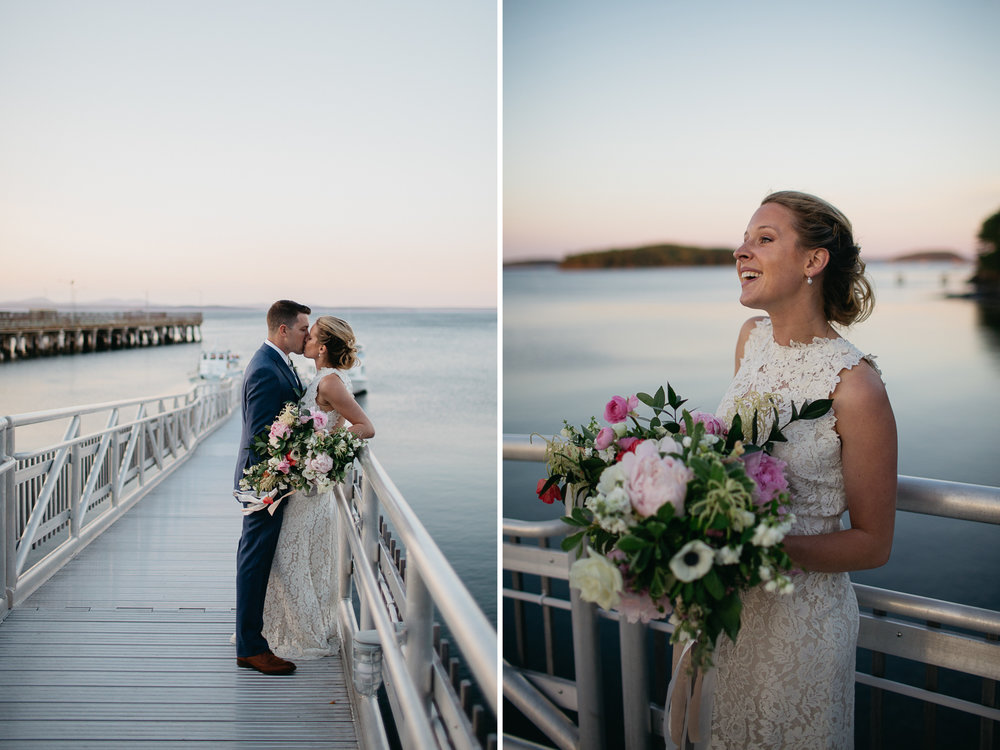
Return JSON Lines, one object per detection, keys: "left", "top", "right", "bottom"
{"left": 568, "top": 553, "right": 623, "bottom": 611}
{"left": 612, "top": 422, "right": 628, "bottom": 437}
{"left": 597, "top": 464, "right": 627, "bottom": 496}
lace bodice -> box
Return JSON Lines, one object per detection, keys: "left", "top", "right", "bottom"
{"left": 300, "top": 367, "right": 351, "bottom": 426}
{"left": 716, "top": 318, "right": 879, "bottom": 535}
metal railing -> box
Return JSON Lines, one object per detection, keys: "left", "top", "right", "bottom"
{"left": 0, "top": 380, "right": 239, "bottom": 613}
{"left": 502, "top": 433, "right": 1000, "bottom": 750}
{"left": 335, "top": 447, "right": 498, "bottom": 750}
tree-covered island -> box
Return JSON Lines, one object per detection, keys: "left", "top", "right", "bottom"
{"left": 560, "top": 243, "right": 734, "bottom": 269}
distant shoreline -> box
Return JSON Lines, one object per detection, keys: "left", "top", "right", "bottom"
{"left": 504, "top": 246, "right": 973, "bottom": 270}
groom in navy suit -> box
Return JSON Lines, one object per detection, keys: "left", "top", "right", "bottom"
{"left": 234, "top": 299, "right": 311, "bottom": 675}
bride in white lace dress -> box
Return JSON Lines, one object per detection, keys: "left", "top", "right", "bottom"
{"left": 262, "top": 316, "right": 375, "bottom": 661}
{"left": 707, "top": 192, "right": 896, "bottom": 749}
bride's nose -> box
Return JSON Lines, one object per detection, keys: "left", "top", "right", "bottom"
{"left": 734, "top": 243, "right": 750, "bottom": 261}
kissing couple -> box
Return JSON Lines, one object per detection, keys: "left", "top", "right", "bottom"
{"left": 233, "top": 300, "right": 376, "bottom": 675}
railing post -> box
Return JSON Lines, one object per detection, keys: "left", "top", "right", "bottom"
{"left": 359, "top": 474, "right": 379, "bottom": 631}
{"left": 569, "top": 549, "right": 606, "bottom": 750}
{"left": 404, "top": 564, "right": 434, "bottom": 712}
{"left": 1, "top": 418, "right": 14, "bottom": 611}
{"left": 111, "top": 424, "right": 120, "bottom": 508}
{"left": 620, "top": 619, "right": 651, "bottom": 750}
{"left": 69, "top": 442, "right": 82, "bottom": 539}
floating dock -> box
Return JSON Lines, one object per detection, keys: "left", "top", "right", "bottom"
{"left": 0, "top": 310, "right": 202, "bottom": 361}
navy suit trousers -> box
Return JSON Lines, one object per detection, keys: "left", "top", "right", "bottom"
{"left": 235, "top": 501, "right": 286, "bottom": 657}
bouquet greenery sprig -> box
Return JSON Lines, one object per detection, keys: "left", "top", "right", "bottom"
{"left": 536, "top": 384, "right": 831, "bottom": 670}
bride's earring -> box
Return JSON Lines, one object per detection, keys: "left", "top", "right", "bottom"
{"left": 806, "top": 275, "right": 813, "bottom": 285}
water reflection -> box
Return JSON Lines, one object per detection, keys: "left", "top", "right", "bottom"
{"left": 975, "top": 301, "right": 1000, "bottom": 360}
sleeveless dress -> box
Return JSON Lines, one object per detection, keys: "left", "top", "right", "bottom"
{"left": 261, "top": 368, "right": 351, "bottom": 660}
{"left": 708, "top": 318, "right": 879, "bottom": 749}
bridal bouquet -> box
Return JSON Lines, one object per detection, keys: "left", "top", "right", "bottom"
{"left": 238, "top": 402, "right": 367, "bottom": 512}
{"left": 536, "top": 384, "right": 830, "bottom": 670}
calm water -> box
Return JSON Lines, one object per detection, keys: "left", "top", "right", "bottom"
{"left": 0, "top": 307, "right": 497, "bottom": 623}
{"left": 503, "top": 262, "right": 1000, "bottom": 611}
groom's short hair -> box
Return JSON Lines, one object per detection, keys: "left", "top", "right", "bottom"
{"left": 267, "top": 300, "right": 311, "bottom": 332}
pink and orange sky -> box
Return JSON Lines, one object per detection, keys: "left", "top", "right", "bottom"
{"left": 504, "top": 0, "right": 1000, "bottom": 263}
{"left": 0, "top": 1, "right": 496, "bottom": 308}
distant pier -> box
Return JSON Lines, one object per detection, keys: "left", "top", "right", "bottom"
{"left": 0, "top": 310, "right": 202, "bottom": 361}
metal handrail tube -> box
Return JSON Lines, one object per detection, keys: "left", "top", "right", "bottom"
{"left": 855, "top": 583, "right": 1000, "bottom": 636}
{"left": 502, "top": 660, "right": 579, "bottom": 750}
{"left": 358, "top": 447, "right": 499, "bottom": 715}
{"left": 9, "top": 388, "right": 199, "bottom": 427}
{"left": 896, "top": 475, "right": 1000, "bottom": 524}
{"left": 503, "top": 517, "right": 567, "bottom": 539}
{"left": 336, "top": 489, "right": 440, "bottom": 749}
{"left": 10, "top": 394, "right": 218, "bottom": 461}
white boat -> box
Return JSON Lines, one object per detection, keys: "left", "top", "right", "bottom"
{"left": 348, "top": 342, "right": 369, "bottom": 395}
{"left": 197, "top": 350, "right": 242, "bottom": 380}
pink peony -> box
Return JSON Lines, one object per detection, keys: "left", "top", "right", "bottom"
{"left": 681, "top": 411, "right": 728, "bottom": 436}
{"left": 269, "top": 422, "right": 291, "bottom": 440}
{"left": 742, "top": 450, "right": 789, "bottom": 506}
{"left": 620, "top": 441, "right": 693, "bottom": 517}
{"left": 309, "top": 453, "right": 334, "bottom": 474}
{"left": 309, "top": 409, "right": 329, "bottom": 430}
{"left": 603, "top": 394, "right": 639, "bottom": 424}
{"left": 275, "top": 458, "right": 292, "bottom": 474}
{"left": 594, "top": 427, "right": 615, "bottom": 451}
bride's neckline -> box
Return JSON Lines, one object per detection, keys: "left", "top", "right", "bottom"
{"left": 762, "top": 319, "right": 842, "bottom": 349}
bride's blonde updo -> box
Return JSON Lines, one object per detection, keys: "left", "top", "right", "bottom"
{"left": 762, "top": 190, "right": 875, "bottom": 326}
{"left": 315, "top": 316, "right": 359, "bottom": 370}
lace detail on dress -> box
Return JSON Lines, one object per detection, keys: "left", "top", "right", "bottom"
{"left": 262, "top": 368, "right": 350, "bottom": 660}
{"left": 707, "top": 318, "right": 878, "bottom": 748}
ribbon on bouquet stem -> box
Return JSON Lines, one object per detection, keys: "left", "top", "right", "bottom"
{"left": 663, "top": 639, "right": 717, "bottom": 750}
{"left": 234, "top": 489, "right": 294, "bottom": 516}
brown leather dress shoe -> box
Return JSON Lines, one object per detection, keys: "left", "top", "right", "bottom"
{"left": 237, "top": 651, "right": 297, "bottom": 675}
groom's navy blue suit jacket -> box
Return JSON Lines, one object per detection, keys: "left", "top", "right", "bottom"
{"left": 233, "top": 343, "right": 301, "bottom": 491}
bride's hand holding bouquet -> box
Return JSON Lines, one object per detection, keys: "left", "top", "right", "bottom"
{"left": 536, "top": 384, "right": 830, "bottom": 671}
{"left": 237, "top": 402, "right": 367, "bottom": 514}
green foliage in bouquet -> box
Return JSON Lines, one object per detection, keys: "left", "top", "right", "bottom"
{"left": 537, "top": 384, "right": 831, "bottom": 670}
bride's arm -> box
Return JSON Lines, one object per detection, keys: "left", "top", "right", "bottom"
{"left": 781, "top": 361, "right": 897, "bottom": 572}
{"left": 317, "top": 374, "right": 375, "bottom": 439}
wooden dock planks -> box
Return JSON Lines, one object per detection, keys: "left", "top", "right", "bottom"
{"left": 0, "top": 413, "right": 360, "bottom": 749}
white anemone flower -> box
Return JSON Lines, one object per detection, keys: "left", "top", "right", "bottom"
{"left": 669, "top": 540, "right": 715, "bottom": 582}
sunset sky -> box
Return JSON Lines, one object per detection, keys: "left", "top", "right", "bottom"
{"left": 0, "top": 1, "right": 497, "bottom": 308}
{"left": 504, "top": 0, "right": 1000, "bottom": 262}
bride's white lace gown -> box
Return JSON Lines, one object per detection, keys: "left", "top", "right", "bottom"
{"left": 710, "top": 318, "right": 878, "bottom": 749}
{"left": 262, "top": 368, "right": 351, "bottom": 660}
